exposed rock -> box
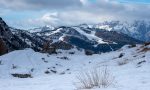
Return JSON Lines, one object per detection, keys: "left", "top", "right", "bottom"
{"left": 51, "top": 41, "right": 73, "bottom": 50}
{"left": 0, "top": 17, "right": 29, "bottom": 55}
{"left": 0, "top": 38, "right": 8, "bottom": 55}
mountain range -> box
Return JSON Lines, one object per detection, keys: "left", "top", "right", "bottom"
{"left": 93, "top": 21, "right": 150, "bottom": 42}
{"left": 0, "top": 17, "right": 144, "bottom": 55}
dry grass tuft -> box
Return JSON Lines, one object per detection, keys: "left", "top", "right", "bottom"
{"left": 75, "top": 67, "right": 114, "bottom": 89}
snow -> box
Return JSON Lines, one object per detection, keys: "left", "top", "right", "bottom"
{"left": 50, "top": 28, "right": 62, "bottom": 35}
{"left": 29, "top": 28, "right": 42, "bottom": 33}
{"left": 59, "top": 35, "right": 66, "bottom": 41}
{"left": 95, "top": 25, "right": 112, "bottom": 31}
{"left": 29, "top": 25, "right": 54, "bottom": 33}
{"left": 73, "top": 27, "right": 107, "bottom": 44}
{"left": 0, "top": 44, "right": 150, "bottom": 90}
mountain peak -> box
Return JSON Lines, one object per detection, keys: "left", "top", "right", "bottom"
{"left": 0, "top": 17, "right": 2, "bottom": 20}
{"left": 29, "top": 25, "right": 55, "bottom": 33}
{"left": 78, "top": 23, "right": 89, "bottom": 28}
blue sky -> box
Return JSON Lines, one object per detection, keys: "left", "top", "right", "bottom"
{"left": 0, "top": 0, "right": 150, "bottom": 29}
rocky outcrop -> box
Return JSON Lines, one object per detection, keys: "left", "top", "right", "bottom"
{"left": 95, "top": 29, "right": 142, "bottom": 44}
{"left": 51, "top": 41, "right": 73, "bottom": 50}
{"left": 93, "top": 21, "right": 150, "bottom": 42}
{"left": 0, "top": 38, "right": 8, "bottom": 55}
{"left": 0, "top": 17, "right": 29, "bottom": 55}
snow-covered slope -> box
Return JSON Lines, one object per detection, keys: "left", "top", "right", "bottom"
{"left": 0, "top": 43, "right": 150, "bottom": 90}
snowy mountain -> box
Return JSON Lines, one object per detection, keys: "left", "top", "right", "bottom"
{"left": 0, "top": 17, "right": 143, "bottom": 55}
{"left": 29, "top": 25, "right": 55, "bottom": 33}
{"left": 93, "top": 21, "right": 150, "bottom": 42}
{"left": 0, "top": 42, "right": 150, "bottom": 90}
{"left": 30, "top": 25, "right": 142, "bottom": 53}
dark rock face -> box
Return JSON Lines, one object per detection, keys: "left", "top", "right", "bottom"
{"left": 95, "top": 29, "right": 142, "bottom": 44}
{"left": 51, "top": 41, "right": 73, "bottom": 50}
{"left": 0, "top": 18, "right": 29, "bottom": 55}
{"left": 0, "top": 38, "right": 8, "bottom": 55}
{"left": 42, "top": 42, "right": 56, "bottom": 54}
{"left": 65, "top": 36, "right": 123, "bottom": 53}
{"left": 61, "top": 29, "right": 142, "bottom": 53}
{"left": 12, "top": 29, "right": 49, "bottom": 52}
{"left": 65, "top": 36, "right": 94, "bottom": 50}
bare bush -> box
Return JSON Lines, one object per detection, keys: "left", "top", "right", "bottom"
{"left": 0, "top": 60, "right": 2, "bottom": 65}
{"left": 118, "top": 59, "right": 128, "bottom": 66}
{"left": 11, "top": 73, "right": 32, "bottom": 78}
{"left": 75, "top": 67, "right": 114, "bottom": 89}
{"left": 118, "top": 53, "right": 125, "bottom": 58}
{"left": 12, "top": 64, "right": 17, "bottom": 69}
{"left": 45, "top": 70, "right": 50, "bottom": 74}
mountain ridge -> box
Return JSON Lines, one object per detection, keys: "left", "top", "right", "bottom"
{"left": 0, "top": 17, "right": 143, "bottom": 55}
{"left": 93, "top": 20, "right": 150, "bottom": 42}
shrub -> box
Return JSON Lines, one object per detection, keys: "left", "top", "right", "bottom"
{"left": 140, "top": 47, "right": 150, "bottom": 52}
{"left": 69, "top": 52, "right": 75, "bottom": 54}
{"left": 57, "top": 56, "right": 69, "bottom": 60}
{"left": 12, "top": 64, "right": 17, "bottom": 69}
{"left": 118, "top": 60, "right": 128, "bottom": 66}
{"left": 51, "top": 70, "right": 57, "bottom": 73}
{"left": 118, "top": 53, "right": 124, "bottom": 58}
{"left": 31, "top": 68, "right": 34, "bottom": 72}
{"left": 11, "top": 73, "right": 32, "bottom": 78}
{"left": 60, "top": 56, "right": 69, "bottom": 60}
{"left": 41, "top": 58, "right": 45, "bottom": 60}
{"left": 128, "top": 44, "right": 136, "bottom": 48}
{"left": 144, "top": 42, "right": 150, "bottom": 46}
{"left": 42, "top": 58, "right": 48, "bottom": 63}
{"left": 45, "top": 70, "right": 50, "bottom": 74}
{"left": 0, "top": 60, "right": 2, "bottom": 65}
{"left": 137, "top": 60, "right": 146, "bottom": 65}
{"left": 60, "top": 71, "right": 65, "bottom": 75}
{"left": 43, "top": 60, "right": 48, "bottom": 63}
{"left": 85, "top": 50, "right": 94, "bottom": 55}
{"left": 75, "top": 67, "right": 114, "bottom": 89}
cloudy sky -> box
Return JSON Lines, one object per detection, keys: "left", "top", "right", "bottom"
{"left": 0, "top": 0, "right": 150, "bottom": 29}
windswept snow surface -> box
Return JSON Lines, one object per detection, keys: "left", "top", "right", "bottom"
{"left": 0, "top": 45, "right": 150, "bottom": 90}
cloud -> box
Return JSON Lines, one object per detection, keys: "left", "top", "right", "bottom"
{"left": 22, "top": 10, "right": 121, "bottom": 28}
{"left": 27, "top": 0, "right": 150, "bottom": 26}
{"left": 0, "top": 0, "right": 82, "bottom": 10}
{"left": 27, "top": 12, "right": 60, "bottom": 27}
{"left": 1, "top": 0, "right": 150, "bottom": 29}
{"left": 81, "top": 0, "right": 150, "bottom": 21}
